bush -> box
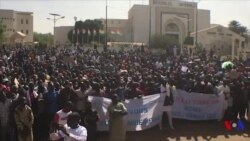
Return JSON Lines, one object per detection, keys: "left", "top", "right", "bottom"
{"left": 150, "top": 34, "right": 179, "bottom": 49}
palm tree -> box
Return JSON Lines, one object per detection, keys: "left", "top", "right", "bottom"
{"left": 68, "top": 19, "right": 104, "bottom": 45}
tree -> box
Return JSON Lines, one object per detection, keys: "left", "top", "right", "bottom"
{"left": 0, "top": 20, "right": 5, "bottom": 44}
{"left": 150, "top": 34, "right": 179, "bottom": 49}
{"left": 184, "top": 36, "right": 194, "bottom": 45}
{"left": 228, "top": 20, "right": 248, "bottom": 36}
{"left": 68, "top": 19, "right": 104, "bottom": 45}
{"left": 33, "top": 32, "right": 53, "bottom": 46}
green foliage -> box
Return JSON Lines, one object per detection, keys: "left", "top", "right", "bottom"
{"left": 150, "top": 34, "right": 179, "bottom": 49}
{"left": 33, "top": 32, "right": 53, "bottom": 46}
{"left": 68, "top": 19, "right": 104, "bottom": 45}
{"left": 184, "top": 36, "right": 194, "bottom": 45}
{"left": 228, "top": 20, "right": 248, "bottom": 36}
{"left": 0, "top": 20, "right": 5, "bottom": 43}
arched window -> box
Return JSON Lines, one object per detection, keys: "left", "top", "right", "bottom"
{"left": 165, "top": 23, "right": 179, "bottom": 33}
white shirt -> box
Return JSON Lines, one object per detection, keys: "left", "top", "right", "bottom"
{"left": 217, "top": 85, "right": 230, "bottom": 99}
{"left": 160, "top": 84, "right": 166, "bottom": 93}
{"left": 50, "top": 124, "right": 87, "bottom": 141}
{"left": 55, "top": 110, "right": 72, "bottom": 126}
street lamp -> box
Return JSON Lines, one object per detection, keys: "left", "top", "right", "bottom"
{"left": 73, "top": 16, "right": 78, "bottom": 46}
{"left": 47, "top": 13, "right": 65, "bottom": 45}
{"left": 105, "top": 0, "right": 108, "bottom": 50}
{"left": 47, "top": 13, "right": 65, "bottom": 34}
{"left": 195, "top": 0, "right": 200, "bottom": 49}
{"left": 149, "top": 1, "right": 152, "bottom": 48}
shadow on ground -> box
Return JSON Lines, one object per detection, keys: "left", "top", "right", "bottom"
{"left": 98, "top": 119, "right": 250, "bottom": 141}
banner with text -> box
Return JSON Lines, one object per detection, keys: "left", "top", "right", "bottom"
{"left": 172, "top": 89, "right": 224, "bottom": 120}
{"left": 89, "top": 94, "right": 165, "bottom": 131}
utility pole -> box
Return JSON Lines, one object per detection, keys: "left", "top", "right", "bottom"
{"left": 74, "top": 16, "right": 78, "bottom": 46}
{"left": 149, "top": 1, "right": 152, "bottom": 48}
{"left": 105, "top": 0, "right": 108, "bottom": 48}
{"left": 47, "top": 13, "right": 65, "bottom": 46}
{"left": 195, "top": 0, "right": 199, "bottom": 49}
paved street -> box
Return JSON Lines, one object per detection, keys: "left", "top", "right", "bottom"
{"left": 99, "top": 119, "right": 250, "bottom": 141}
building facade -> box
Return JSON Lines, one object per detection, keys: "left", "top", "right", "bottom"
{"left": 190, "top": 25, "right": 246, "bottom": 60}
{"left": 127, "top": 0, "right": 210, "bottom": 46}
{"left": 99, "top": 18, "right": 128, "bottom": 42}
{"left": 54, "top": 26, "right": 73, "bottom": 46}
{"left": 0, "top": 9, "right": 33, "bottom": 43}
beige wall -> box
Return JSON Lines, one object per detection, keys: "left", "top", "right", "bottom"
{"left": 191, "top": 25, "right": 245, "bottom": 59}
{"left": 100, "top": 19, "right": 127, "bottom": 28}
{"left": 54, "top": 26, "right": 73, "bottom": 45}
{"left": 0, "top": 9, "right": 33, "bottom": 43}
{"left": 155, "top": 6, "right": 196, "bottom": 35}
{"left": 197, "top": 9, "right": 210, "bottom": 30}
{"left": 127, "top": 0, "right": 210, "bottom": 44}
{"left": 0, "top": 10, "right": 14, "bottom": 39}
{"left": 15, "top": 12, "right": 33, "bottom": 42}
{"left": 128, "top": 5, "right": 149, "bottom": 43}
{"left": 99, "top": 18, "right": 128, "bottom": 42}
{"left": 54, "top": 1, "right": 211, "bottom": 46}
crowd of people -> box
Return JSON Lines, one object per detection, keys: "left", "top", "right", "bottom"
{"left": 0, "top": 44, "right": 249, "bottom": 141}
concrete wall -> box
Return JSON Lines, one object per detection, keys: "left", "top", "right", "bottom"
{"left": 54, "top": 26, "right": 73, "bottom": 45}
{"left": 191, "top": 25, "right": 246, "bottom": 59}
{"left": 0, "top": 10, "right": 15, "bottom": 38}
{"left": 15, "top": 12, "right": 33, "bottom": 42}
{"left": 197, "top": 9, "right": 210, "bottom": 30}
{"left": 0, "top": 9, "right": 33, "bottom": 43}
{"left": 99, "top": 18, "right": 128, "bottom": 42}
{"left": 128, "top": 5, "right": 149, "bottom": 43}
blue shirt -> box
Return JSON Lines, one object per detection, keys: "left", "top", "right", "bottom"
{"left": 43, "top": 90, "right": 59, "bottom": 114}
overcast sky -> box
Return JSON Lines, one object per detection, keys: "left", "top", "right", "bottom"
{"left": 0, "top": 0, "right": 249, "bottom": 34}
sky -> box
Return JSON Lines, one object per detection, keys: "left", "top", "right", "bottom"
{"left": 0, "top": 0, "right": 250, "bottom": 34}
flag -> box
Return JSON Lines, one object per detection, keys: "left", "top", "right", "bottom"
{"left": 88, "top": 30, "right": 91, "bottom": 35}
{"left": 72, "top": 29, "right": 75, "bottom": 35}
{"left": 93, "top": 30, "right": 96, "bottom": 35}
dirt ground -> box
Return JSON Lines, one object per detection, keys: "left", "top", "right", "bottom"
{"left": 99, "top": 119, "right": 250, "bottom": 141}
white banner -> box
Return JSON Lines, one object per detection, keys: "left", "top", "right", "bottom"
{"left": 89, "top": 94, "right": 165, "bottom": 131}
{"left": 172, "top": 89, "right": 224, "bottom": 120}
{"left": 89, "top": 90, "right": 224, "bottom": 131}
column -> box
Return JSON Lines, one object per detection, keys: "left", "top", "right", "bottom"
{"left": 231, "top": 38, "right": 235, "bottom": 60}
{"left": 238, "top": 41, "right": 242, "bottom": 58}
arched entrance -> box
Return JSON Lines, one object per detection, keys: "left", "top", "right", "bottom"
{"left": 163, "top": 18, "right": 186, "bottom": 54}
{"left": 165, "top": 23, "right": 180, "bottom": 40}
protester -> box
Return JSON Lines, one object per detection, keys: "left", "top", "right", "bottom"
{"left": 14, "top": 96, "right": 34, "bottom": 141}
{"left": 0, "top": 90, "right": 12, "bottom": 141}
{"left": 74, "top": 82, "right": 88, "bottom": 113}
{"left": 43, "top": 81, "right": 59, "bottom": 140}
{"left": 108, "top": 94, "right": 128, "bottom": 141}
{"left": 9, "top": 86, "right": 20, "bottom": 141}
{"left": 217, "top": 80, "right": 230, "bottom": 120}
{"left": 50, "top": 112, "right": 88, "bottom": 141}
{"left": 0, "top": 43, "right": 249, "bottom": 139}
{"left": 248, "top": 87, "right": 250, "bottom": 122}
{"left": 82, "top": 101, "right": 99, "bottom": 141}
{"left": 160, "top": 80, "right": 175, "bottom": 130}
{"left": 58, "top": 81, "right": 77, "bottom": 110}
{"left": 54, "top": 101, "right": 73, "bottom": 127}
